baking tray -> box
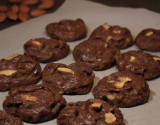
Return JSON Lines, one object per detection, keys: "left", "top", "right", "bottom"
{"left": 0, "top": 0, "right": 160, "bottom": 125}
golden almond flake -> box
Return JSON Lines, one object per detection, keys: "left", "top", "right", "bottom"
{"left": 146, "top": 31, "right": 153, "bottom": 36}
{"left": 115, "top": 76, "right": 131, "bottom": 88}
{"left": 103, "top": 23, "right": 110, "bottom": 30}
{"left": 31, "top": 40, "right": 41, "bottom": 46}
{"left": 97, "top": 59, "right": 101, "bottom": 61}
{"left": 90, "top": 102, "right": 103, "bottom": 109}
{"left": 105, "top": 112, "right": 116, "bottom": 123}
{"left": 21, "top": 94, "right": 38, "bottom": 101}
{"left": 154, "top": 57, "right": 160, "bottom": 61}
{"left": 107, "top": 36, "right": 112, "bottom": 42}
{"left": 0, "top": 70, "right": 17, "bottom": 76}
{"left": 57, "top": 67, "right": 74, "bottom": 75}
{"left": 4, "top": 54, "right": 19, "bottom": 60}
{"left": 106, "top": 94, "right": 115, "bottom": 101}
{"left": 130, "top": 56, "right": 136, "bottom": 61}
{"left": 113, "top": 30, "right": 121, "bottom": 33}
{"left": 104, "top": 43, "right": 108, "bottom": 48}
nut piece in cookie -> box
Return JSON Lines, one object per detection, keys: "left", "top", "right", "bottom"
{"left": 90, "top": 23, "right": 133, "bottom": 49}
{"left": 92, "top": 71, "right": 150, "bottom": 107}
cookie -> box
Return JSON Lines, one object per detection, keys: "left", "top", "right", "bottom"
{"left": 73, "top": 38, "right": 120, "bottom": 70}
{"left": 115, "top": 50, "right": 160, "bottom": 79}
{"left": 3, "top": 84, "right": 66, "bottom": 123}
{"left": 0, "top": 110, "right": 23, "bottom": 125}
{"left": 57, "top": 99, "right": 125, "bottom": 125}
{"left": 90, "top": 23, "right": 133, "bottom": 49}
{"left": 0, "top": 54, "right": 41, "bottom": 91}
{"left": 24, "top": 38, "right": 70, "bottom": 62}
{"left": 93, "top": 71, "right": 150, "bottom": 107}
{"left": 42, "top": 62, "right": 95, "bottom": 94}
{"left": 45, "top": 18, "right": 87, "bottom": 42}
{"left": 135, "top": 28, "right": 160, "bottom": 52}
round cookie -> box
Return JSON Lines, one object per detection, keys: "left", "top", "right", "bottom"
{"left": 90, "top": 23, "right": 133, "bottom": 49}
{"left": 57, "top": 99, "right": 125, "bottom": 125}
{"left": 0, "top": 110, "right": 23, "bottom": 125}
{"left": 3, "top": 84, "right": 66, "bottom": 123}
{"left": 92, "top": 71, "right": 150, "bottom": 107}
{"left": 73, "top": 38, "right": 120, "bottom": 71}
{"left": 42, "top": 62, "right": 95, "bottom": 94}
{"left": 0, "top": 54, "right": 41, "bottom": 91}
{"left": 45, "top": 18, "right": 87, "bottom": 42}
{"left": 24, "top": 38, "right": 70, "bottom": 62}
{"left": 135, "top": 28, "right": 160, "bottom": 52}
{"left": 115, "top": 50, "right": 160, "bottom": 79}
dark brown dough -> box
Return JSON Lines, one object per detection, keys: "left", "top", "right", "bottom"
{"left": 24, "top": 38, "right": 70, "bottom": 62}
{"left": 0, "top": 110, "right": 23, "bottom": 125}
{"left": 3, "top": 84, "right": 66, "bottom": 123}
{"left": 0, "top": 54, "right": 41, "bottom": 91}
{"left": 135, "top": 28, "right": 160, "bottom": 52}
{"left": 42, "top": 62, "right": 95, "bottom": 94}
{"left": 46, "top": 18, "right": 87, "bottom": 42}
{"left": 73, "top": 38, "right": 120, "bottom": 70}
{"left": 90, "top": 23, "right": 133, "bottom": 49}
{"left": 92, "top": 71, "right": 150, "bottom": 107}
{"left": 115, "top": 50, "right": 160, "bottom": 79}
{"left": 57, "top": 99, "right": 125, "bottom": 125}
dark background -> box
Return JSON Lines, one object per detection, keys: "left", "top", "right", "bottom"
{"left": 0, "top": 0, "right": 159, "bottom": 30}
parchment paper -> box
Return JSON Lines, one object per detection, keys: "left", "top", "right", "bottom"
{"left": 0, "top": 0, "right": 160, "bottom": 125}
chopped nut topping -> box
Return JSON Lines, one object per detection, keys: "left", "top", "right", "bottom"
{"left": 154, "top": 57, "right": 160, "bottom": 61}
{"left": 146, "top": 31, "right": 153, "bottom": 36}
{"left": 34, "top": 69, "right": 37, "bottom": 73}
{"left": 107, "top": 36, "right": 112, "bottom": 42}
{"left": 97, "top": 59, "right": 101, "bottom": 61}
{"left": 90, "top": 102, "right": 103, "bottom": 110}
{"left": 126, "top": 37, "right": 131, "bottom": 42}
{"left": 0, "top": 70, "right": 17, "bottom": 76}
{"left": 106, "top": 94, "right": 115, "bottom": 100}
{"left": 115, "top": 76, "right": 131, "bottom": 88}
{"left": 103, "top": 23, "right": 110, "bottom": 30}
{"left": 105, "top": 112, "right": 116, "bottom": 123}
{"left": 113, "top": 30, "right": 121, "bottom": 33}
{"left": 21, "top": 94, "right": 38, "bottom": 101}
{"left": 4, "top": 54, "right": 18, "bottom": 60}
{"left": 130, "top": 56, "right": 136, "bottom": 61}
{"left": 104, "top": 43, "right": 108, "bottom": 48}
{"left": 31, "top": 40, "right": 41, "bottom": 46}
{"left": 57, "top": 67, "right": 74, "bottom": 75}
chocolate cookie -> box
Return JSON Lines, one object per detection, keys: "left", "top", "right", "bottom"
{"left": 92, "top": 71, "right": 150, "bottom": 107}
{"left": 24, "top": 38, "right": 70, "bottom": 62}
{"left": 45, "top": 18, "right": 87, "bottom": 42}
{"left": 115, "top": 50, "right": 160, "bottom": 79}
{"left": 42, "top": 62, "right": 95, "bottom": 94}
{"left": 0, "top": 110, "right": 23, "bottom": 125}
{"left": 0, "top": 54, "right": 41, "bottom": 91}
{"left": 135, "top": 28, "right": 160, "bottom": 52}
{"left": 73, "top": 38, "right": 120, "bottom": 70}
{"left": 57, "top": 99, "right": 125, "bottom": 125}
{"left": 3, "top": 84, "right": 66, "bottom": 123}
{"left": 90, "top": 23, "right": 133, "bottom": 49}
